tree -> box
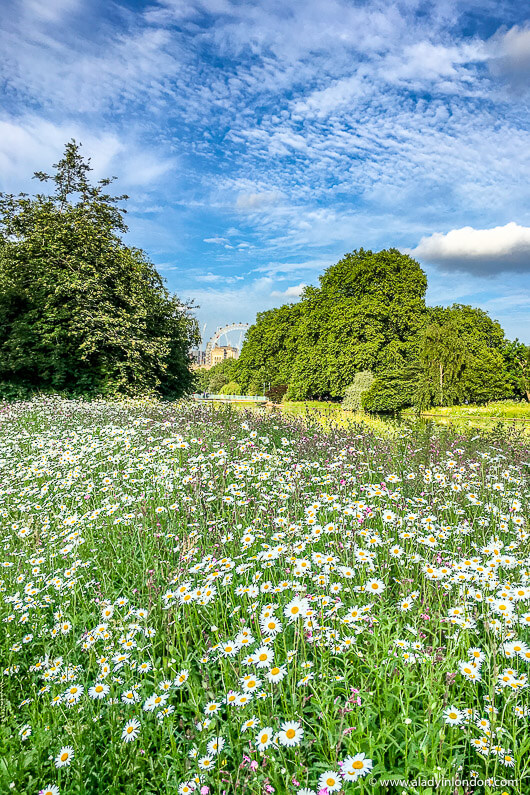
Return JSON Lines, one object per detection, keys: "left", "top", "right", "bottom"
{"left": 417, "top": 319, "right": 469, "bottom": 408}
{"left": 517, "top": 345, "right": 530, "bottom": 402}
{"left": 462, "top": 349, "right": 512, "bottom": 404}
{"left": 502, "top": 340, "right": 530, "bottom": 401}
{"left": 237, "top": 250, "right": 518, "bottom": 407}
{"left": 414, "top": 306, "right": 513, "bottom": 409}
{"left": 274, "top": 249, "right": 427, "bottom": 399}
{"left": 0, "top": 141, "right": 199, "bottom": 398}
{"left": 236, "top": 303, "right": 302, "bottom": 395}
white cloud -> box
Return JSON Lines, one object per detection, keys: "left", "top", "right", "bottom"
{"left": 21, "top": 0, "right": 81, "bottom": 23}
{"left": 488, "top": 25, "right": 530, "bottom": 90}
{"left": 292, "top": 73, "right": 368, "bottom": 118}
{"left": 2, "top": 0, "right": 530, "bottom": 344}
{"left": 408, "top": 222, "right": 530, "bottom": 274}
{"left": 196, "top": 272, "right": 223, "bottom": 282}
{"left": 194, "top": 271, "right": 244, "bottom": 283}
{"left": 271, "top": 282, "right": 307, "bottom": 297}
{"left": 253, "top": 258, "right": 332, "bottom": 277}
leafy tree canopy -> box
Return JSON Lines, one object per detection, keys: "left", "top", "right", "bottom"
{"left": 238, "top": 249, "right": 524, "bottom": 409}
{"left": 239, "top": 248, "right": 428, "bottom": 400}
{"left": 0, "top": 141, "right": 199, "bottom": 398}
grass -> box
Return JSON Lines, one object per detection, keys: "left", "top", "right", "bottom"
{"left": 277, "top": 402, "right": 400, "bottom": 435}
{"left": 1, "top": 396, "right": 529, "bottom": 795}
{"left": 406, "top": 401, "right": 530, "bottom": 421}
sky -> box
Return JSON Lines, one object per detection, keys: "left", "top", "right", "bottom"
{"left": 1, "top": 0, "right": 530, "bottom": 346}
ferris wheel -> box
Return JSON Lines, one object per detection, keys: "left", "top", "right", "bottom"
{"left": 205, "top": 323, "right": 250, "bottom": 367}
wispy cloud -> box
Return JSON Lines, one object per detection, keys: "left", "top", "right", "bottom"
{"left": 1, "top": 0, "right": 529, "bottom": 341}
{"left": 0, "top": 117, "right": 176, "bottom": 191}
{"left": 487, "top": 24, "right": 530, "bottom": 91}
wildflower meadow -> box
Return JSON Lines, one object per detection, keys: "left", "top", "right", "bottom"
{"left": 1, "top": 397, "right": 529, "bottom": 795}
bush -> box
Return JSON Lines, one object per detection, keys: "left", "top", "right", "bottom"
{"left": 342, "top": 371, "right": 375, "bottom": 410}
{"left": 219, "top": 381, "right": 241, "bottom": 395}
{"left": 362, "top": 368, "right": 417, "bottom": 413}
{"left": 265, "top": 384, "right": 288, "bottom": 403}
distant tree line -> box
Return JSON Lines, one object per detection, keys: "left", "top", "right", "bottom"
{"left": 232, "top": 249, "right": 530, "bottom": 411}
{"left": 0, "top": 142, "right": 199, "bottom": 400}
{"left": 194, "top": 358, "right": 242, "bottom": 395}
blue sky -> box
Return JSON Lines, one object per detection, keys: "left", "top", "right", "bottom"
{"left": 1, "top": 0, "right": 530, "bottom": 345}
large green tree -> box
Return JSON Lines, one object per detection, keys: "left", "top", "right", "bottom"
{"left": 238, "top": 249, "right": 520, "bottom": 409}
{"left": 414, "top": 306, "right": 512, "bottom": 409}
{"left": 237, "top": 303, "right": 303, "bottom": 395}
{"left": 0, "top": 142, "right": 199, "bottom": 398}
{"left": 502, "top": 340, "right": 530, "bottom": 401}
{"left": 239, "top": 248, "right": 428, "bottom": 400}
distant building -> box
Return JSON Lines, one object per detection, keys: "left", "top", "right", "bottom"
{"left": 190, "top": 348, "right": 206, "bottom": 367}
{"left": 210, "top": 345, "right": 238, "bottom": 366}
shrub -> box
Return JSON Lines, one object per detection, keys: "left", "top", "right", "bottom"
{"left": 219, "top": 381, "right": 241, "bottom": 395}
{"left": 265, "top": 384, "right": 288, "bottom": 403}
{"left": 342, "top": 371, "right": 375, "bottom": 410}
{"left": 362, "top": 368, "right": 417, "bottom": 413}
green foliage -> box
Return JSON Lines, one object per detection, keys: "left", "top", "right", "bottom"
{"left": 342, "top": 371, "right": 375, "bottom": 410}
{"left": 199, "top": 358, "right": 239, "bottom": 393}
{"left": 414, "top": 307, "right": 513, "bottom": 410}
{"left": 219, "top": 380, "right": 241, "bottom": 395}
{"left": 193, "top": 367, "right": 211, "bottom": 392}
{"left": 285, "top": 249, "right": 428, "bottom": 400}
{"left": 0, "top": 141, "right": 199, "bottom": 399}
{"left": 362, "top": 367, "right": 418, "bottom": 413}
{"left": 239, "top": 250, "right": 428, "bottom": 401}
{"left": 238, "top": 249, "right": 522, "bottom": 409}
{"left": 265, "top": 384, "right": 288, "bottom": 403}
{"left": 416, "top": 318, "right": 469, "bottom": 408}
{"left": 318, "top": 246, "right": 427, "bottom": 304}
{"left": 502, "top": 340, "right": 530, "bottom": 401}
{"left": 236, "top": 303, "right": 302, "bottom": 395}
{"left": 462, "top": 349, "right": 512, "bottom": 404}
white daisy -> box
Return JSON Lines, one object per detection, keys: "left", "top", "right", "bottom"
{"left": 55, "top": 745, "right": 74, "bottom": 768}
{"left": 255, "top": 726, "right": 274, "bottom": 751}
{"left": 277, "top": 720, "right": 303, "bottom": 747}
{"left": 317, "top": 770, "right": 342, "bottom": 792}
{"left": 122, "top": 718, "right": 141, "bottom": 742}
